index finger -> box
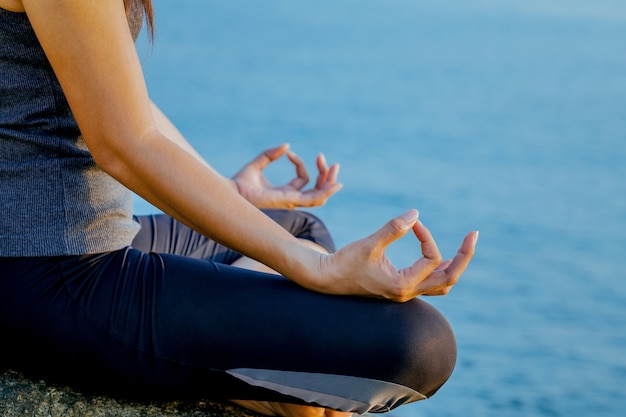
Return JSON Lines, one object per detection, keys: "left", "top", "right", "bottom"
{"left": 286, "top": 151, "right": 310, "bottom": 190}
{"left": 407, "top": 219, "right": 444, "bottom": 274}
{"left": 418, "top": 231, "right": 478, "bottom": 293}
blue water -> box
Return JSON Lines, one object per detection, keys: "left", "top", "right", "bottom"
{"left": 135, "top": 1, "right": 626, "bottom": 416}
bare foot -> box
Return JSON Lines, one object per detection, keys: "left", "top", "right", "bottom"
{"left": 231, "top": 400, "right": 353, "bottom": 417}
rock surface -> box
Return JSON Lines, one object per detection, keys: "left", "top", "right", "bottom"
{"left": 0, "top": 369, "right": 260, "bottom": 417}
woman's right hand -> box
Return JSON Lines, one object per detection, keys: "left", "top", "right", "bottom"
{"left": 312, "top": 209, "right": 478, "bottom": 302}
{"left": 232, "top": 144, "right": 342, "bottom": 209}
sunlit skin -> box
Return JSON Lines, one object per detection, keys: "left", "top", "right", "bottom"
{"left": 232, "top": 144, "right": 343, "bottom": 209}
{"left": 2, "top": 0, "right": 478, "bottom": 415}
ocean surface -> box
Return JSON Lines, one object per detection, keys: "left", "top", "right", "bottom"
{"left": 134, "top": 1, "right": 626, "bottom": 416}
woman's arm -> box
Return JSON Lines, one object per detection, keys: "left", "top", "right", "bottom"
{"left": 23, "top": 0, "right": 316, "bottom": 280}
{"left": 23, "top": 0, "right": 477, "bottom": 301}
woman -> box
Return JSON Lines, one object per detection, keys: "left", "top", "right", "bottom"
{"left": 0, "top": 1, "right": 478, "bottom": 416}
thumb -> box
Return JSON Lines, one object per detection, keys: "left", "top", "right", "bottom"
{"left": 369, "top": 209, "right": 419, "bottom": 249}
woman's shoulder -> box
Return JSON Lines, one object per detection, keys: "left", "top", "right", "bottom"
{"left": 0, "top": 0, "right": 25, "bottom": 13}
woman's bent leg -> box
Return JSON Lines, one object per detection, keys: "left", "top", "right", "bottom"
{"left": 0, "top": 249, "right": 455, "bottom": 414}
{"left": 131, "top": 209, "right": 335, "bottom": 262}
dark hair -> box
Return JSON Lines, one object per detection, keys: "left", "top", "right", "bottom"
{"left": 124, "top": 0, "right": 154, "bottom": 41}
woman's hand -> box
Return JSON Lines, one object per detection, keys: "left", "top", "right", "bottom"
{"left": 313, "top": 209, "right": 478, "bottom": 302}
{"left": 232, "top": 144, "right": 343, "bottom": 209}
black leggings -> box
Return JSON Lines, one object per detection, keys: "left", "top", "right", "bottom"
{"left": 0, "top": 210, "right": 456, "bottom": 414}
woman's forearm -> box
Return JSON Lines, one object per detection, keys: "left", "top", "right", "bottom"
{"left": 96, "top": 127, "right": 321, "bottom": 288}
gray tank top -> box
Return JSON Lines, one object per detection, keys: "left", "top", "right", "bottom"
{"left": 0, "top": 7, "right": 143, "bottom": 256}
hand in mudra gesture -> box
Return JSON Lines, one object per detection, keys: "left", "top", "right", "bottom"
{"left": 232, "top": 144, "right": 342, "bottom": 209}
{"left": 316, "top": 209, "right": 478, "bottom": 302}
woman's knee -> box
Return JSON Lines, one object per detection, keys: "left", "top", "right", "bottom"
{"left": 378, "top": 299, "right": 457, "bottom": 398}
{"left": 262, "top": 209, "right": 335, "bottom": 252}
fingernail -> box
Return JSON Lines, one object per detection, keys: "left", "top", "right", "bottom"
{"left": 473, "top": 231, "right": 480, "bottom": 245}
{"left": 400, "top": 209, "right": 418, "bottom": 223}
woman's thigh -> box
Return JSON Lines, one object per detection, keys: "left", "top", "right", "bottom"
{"left": 0, "top": 249, "right": 455, "bottom": 413}
{"left": 131, "top": 209, "right": 335, "bottom": 264}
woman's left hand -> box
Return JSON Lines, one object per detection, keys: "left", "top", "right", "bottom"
{"left": 232, "top": 144, "right": 343, "bottom": 209}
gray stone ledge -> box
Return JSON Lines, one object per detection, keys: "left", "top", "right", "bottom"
{"left": 0, "top": 369, "right": 260, "bottom": 417}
